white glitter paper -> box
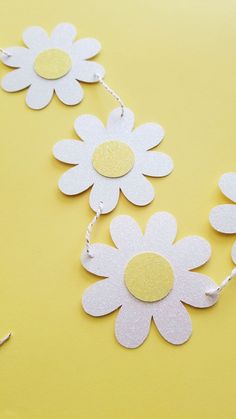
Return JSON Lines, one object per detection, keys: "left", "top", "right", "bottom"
{"left": 1, "top": 23, "right": 104, "bottom": 109}
{"left": 209, "top": 172, "right": 236, "bottom": 263}
{"left": 81, "top": 212, "right": 218, "bottom": 348}
{"left": 53, "top": 108, "right": 174, "bottom": 213}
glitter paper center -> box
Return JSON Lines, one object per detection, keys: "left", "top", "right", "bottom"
{"left": 34, "top": 48, "right": 72, "bottom": 80}
{"left": 92, "top": 140, "right": 135, "bottom": 178}
{"left": 124, "top": 252, "right": 174, "bottom": 302}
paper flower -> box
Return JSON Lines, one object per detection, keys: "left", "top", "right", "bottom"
{"left": 53, "top": 107, "right": 173, "bottom": 213}
{"left": 1, "top": 23, "right": 104, "bottom": 109}
{"left": 81, "top": 212, "right": 218, "bottom": 348}
{"left": 209, "top": 172, "right": 236, "bottom": 264}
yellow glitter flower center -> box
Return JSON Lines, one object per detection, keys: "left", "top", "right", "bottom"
{"left": 34, "top": 48, "right": 72, "bottom": 80}
{"left": 124, "top": 252, "right": 174, "bottom": 302}
{"left": 92, "top": 140, "right": 135, "bottom": 178}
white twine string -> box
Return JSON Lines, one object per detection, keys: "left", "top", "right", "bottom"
{"left": 94, "top": 73, "right": 125, "bottom": 117}
{"left": 0, "top": 332, "right": 11, "bottom": 347}
{"left": 0, "top": 48, "right": 11, "bottom": 58}
{"left": 206, "top": 267, "right": 236, "bottom": 297}
{"left": 86, "top": 201, "right": 103, "bottom": 258}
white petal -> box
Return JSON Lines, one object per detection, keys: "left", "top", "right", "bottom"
{"left": 1, "top": 69, "right": 31, "bottom": 92}
{"left": 115, "top": 303, "right": 152, "bottom": 348}
{"left": 178, "top": 272, "right": 218, "bottom": 307}
{"left": 107, "top": 107, "right": 134, "bottom": 136}
{"left": 153, "top": 300, "right": 192, "bottom": 345}
{"left": 110, "top": 215, "right": 143, "bottom": 250}
{"left": 131, "top": 123, "right": 164, "bottom": 150}
{"left": 144, "top": 212, "right": 177, "bottom": 246}
{"left": 74, "top": 114, "right": 106, "bottom": 143}
{"left": 171, "top": 236, "right": 211, "bottom": 270}
{"left": 1, "top": 46, "right": 31, "bottom": 68}
{"left": 71, "top": 38, "right": 101, "bottom": 60}
{"left": 232, "top": 241, "right": 236, "bottom": 264}
{"left": 81, "top": 244, "right": 119, "bottom": 277}
{"left": 23, "top": 26, "right": 49, "bottom": 50}
{"left": 74, "top": 61, "right": 105, "bottom": 82}
{"left": 53, "top": 139, "right": 86, "bottom": 164}
{"left": 51, "top": 23, "right": 77, "bottom": 48}
{"left": 89, "top": 179, "right": 120, "bottom": 214}
{"left": 55, "top": 78, "right": 83, "bottom": 105}
{"left": 82, "top": 278, "right": 124, "bottom": 316}
{"left": 141, "top": 151, "right": 173, "bottom": 177}
{"left": 25, "top": 81, "right": 53, "bottom": 109}
{"left": 209, "top": 204, "right": 236, "bottom": 234}
{"left": 58, "top": 165, "right": 93, "bottom": 195}
{"left": 219, "top": 173, "right": 236, "bottom": 203}
{"left": 121, "top": 173, "right": 154, "bottom": 206}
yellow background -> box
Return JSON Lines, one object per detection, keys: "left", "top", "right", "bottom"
{"left": 1, "top": 1, "right": 236, "bottom": 418}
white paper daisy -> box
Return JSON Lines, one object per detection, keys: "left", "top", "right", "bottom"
{"left": 53, "top": 107, "right": 173, "bottom": 213}
{"left": 81, "top": 212, "right": 218, "bottom": 348}
{"left": 209, "top": 172, "right": 236, "bottom": 264}
{"left": 1, "top": 23, "right": 104, "bottom": 109}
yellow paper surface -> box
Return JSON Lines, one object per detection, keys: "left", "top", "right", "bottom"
{"left": 1, "top": 1, "right": 236, "bottom": 418}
